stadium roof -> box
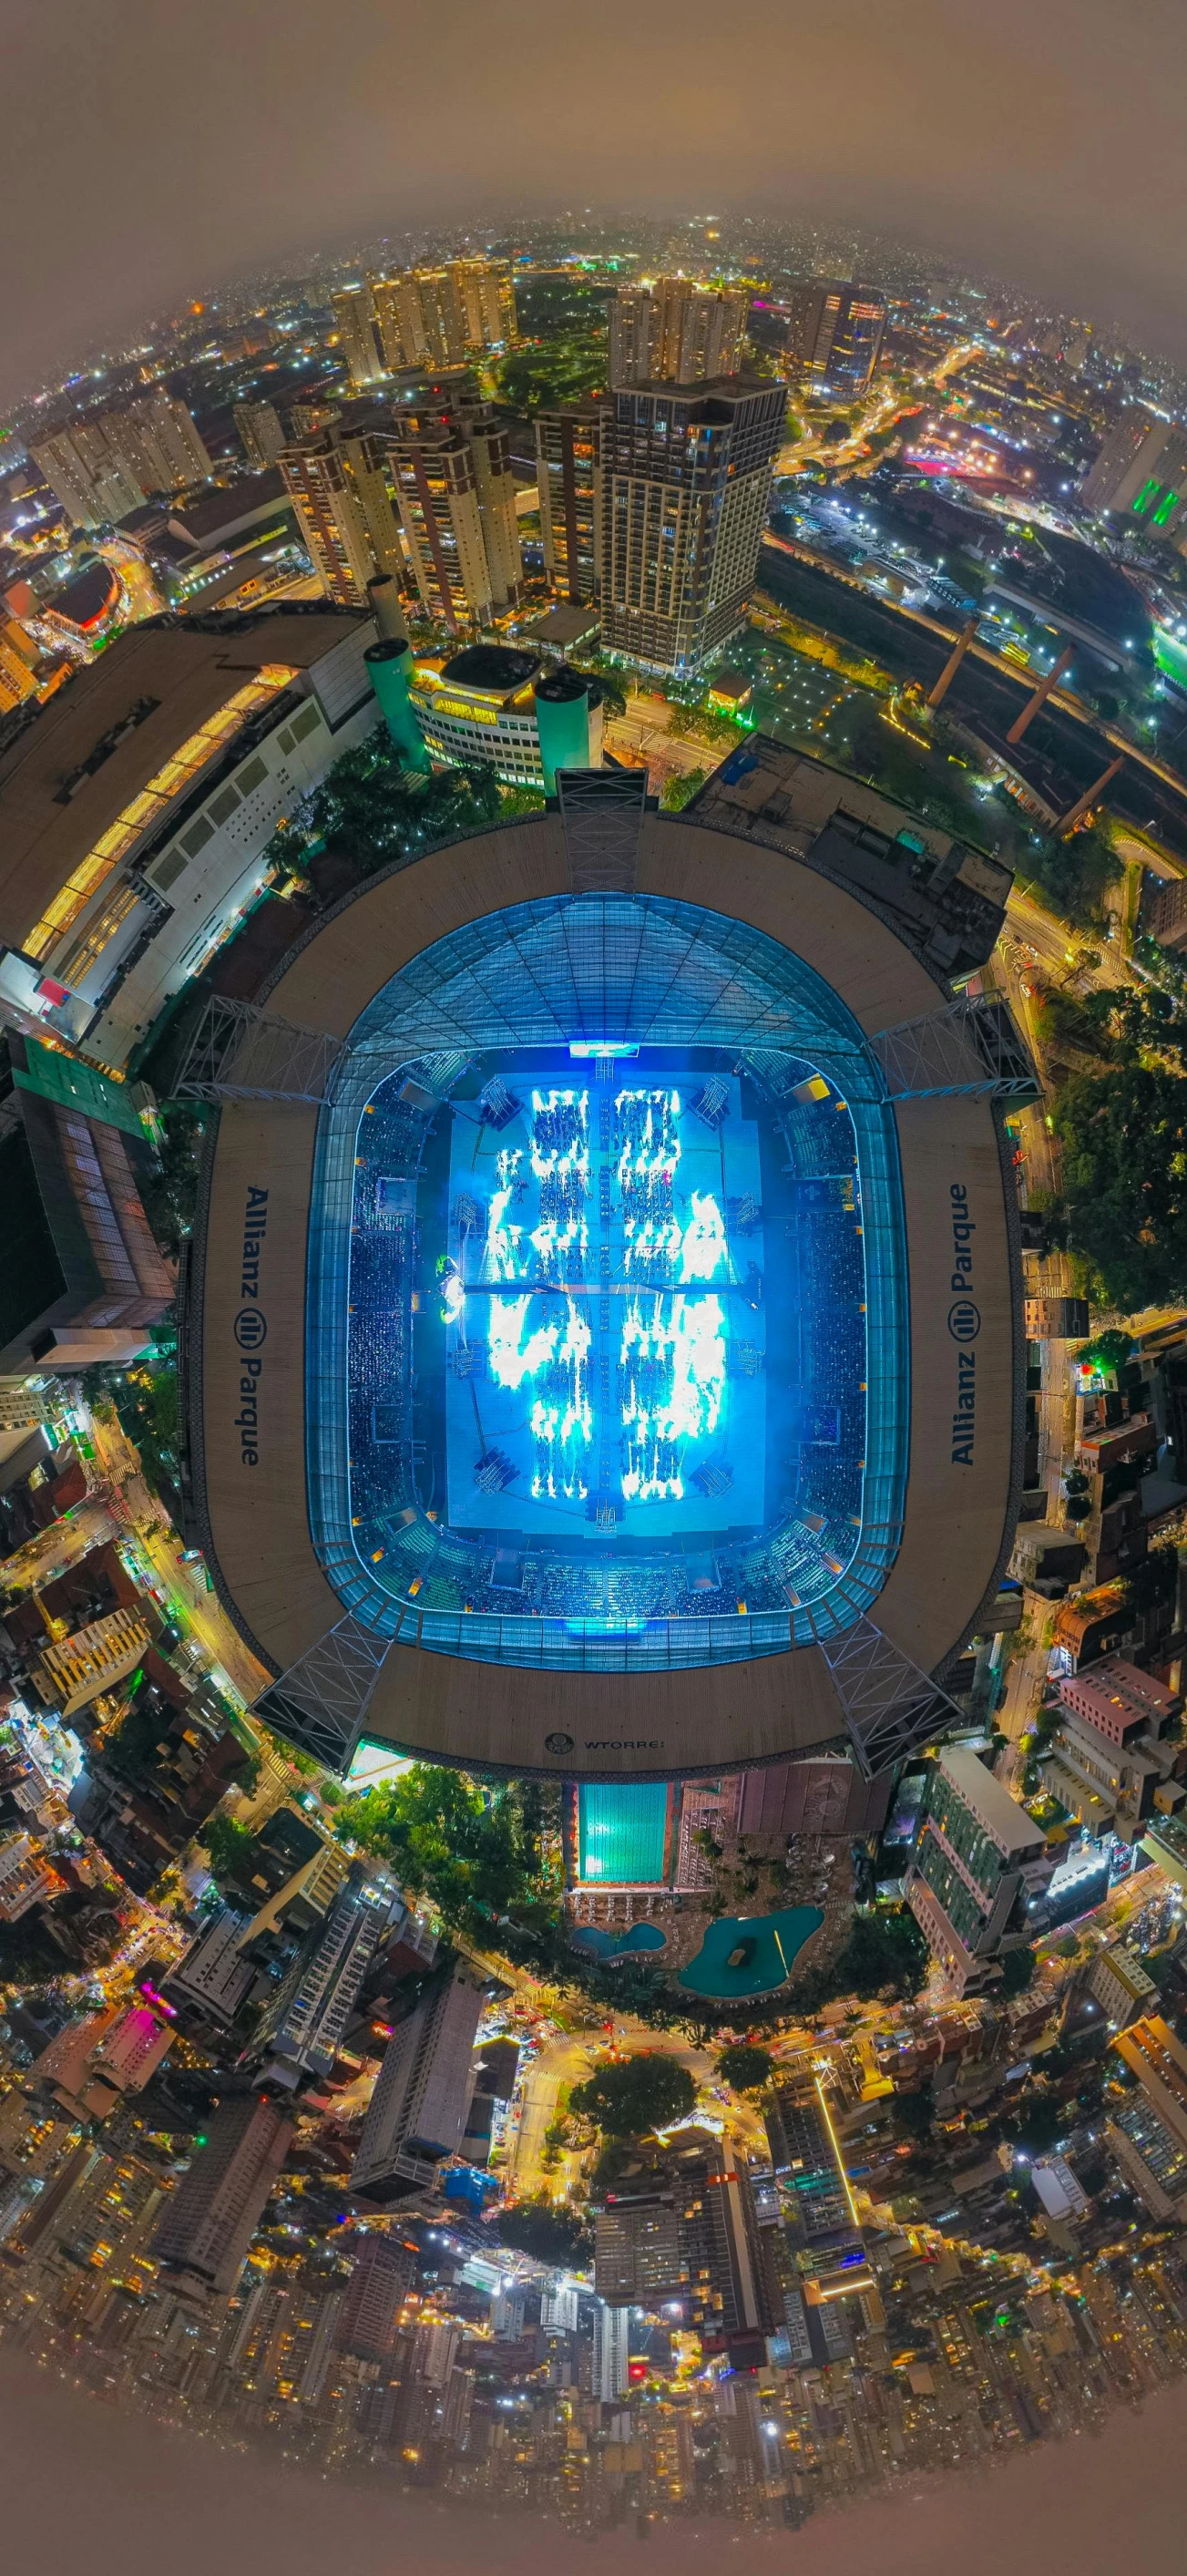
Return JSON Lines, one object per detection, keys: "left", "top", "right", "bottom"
{"left": 189, "top": 804, "right": 1021, "bottom": 1783}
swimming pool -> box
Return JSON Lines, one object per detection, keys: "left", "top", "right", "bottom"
{"left": 570, "top": 1923, "right": 669, "bottom": 1962}
{"left": 678, "top": 1906, "right": 824, "bottom": 1999}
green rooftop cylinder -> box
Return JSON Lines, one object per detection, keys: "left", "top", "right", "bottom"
{"left": 364, "top": 638, "right": 430, "bottom": 771}
{"left": 533, "top": 663, "right": 601, "bottom": 794}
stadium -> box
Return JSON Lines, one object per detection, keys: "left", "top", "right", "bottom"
{"left": 185, "top": 769, "right": 1024, "bottom": 1784}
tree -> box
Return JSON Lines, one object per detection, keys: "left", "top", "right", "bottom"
{"left": 661, "top": 767, "right": 708, "bottom": 813}
{"left": 1054, "top": 1061, "right": 1187, "bottom": 1306}
{"left": 495, "top": 333, "right": 607, "bottom": 415}
{"left": 998, "top": 1945, "right": 1036, "bottom": 1996}
{"left": 827, "top": 1909, "right": 928, "bottom": 2003}
{"left": 895, "top": 2083, "right": 935, "bottom": 2142}
{"left": 497, "top": 2199, "right": 591, "bottom": 2266}
{"left": 1023, "top": 824, "right": 1119, "bottom": 930}
{"left": 139, "top": 1101, "right": 209, "bottom": 1257}
{"left": 569, "top": 2053, "right": 696, "bottom": 2139}
{"left": 87, "top": 1340, "right": 181, "bottom": 1508}
{"left": 334, "top": 1763, "right": 547, "bottom": 1937}
{"left": 198, "top": 1811, "right": 256, "bottom": 1894}
{"left": 260, "top": 733, "right": 502, "bottom": 884}
{"left": 715, "top": 2042, "right": 774, "bottom": 2092}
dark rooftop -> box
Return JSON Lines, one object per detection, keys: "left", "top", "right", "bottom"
{"left": 46, "top": 559, "right": 120, "bottom": 632}
{"left": 441, "top": 643, "right": 541, "bottom": 694}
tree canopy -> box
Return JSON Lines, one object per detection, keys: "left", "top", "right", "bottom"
{"left": 1055, "top": 1059, "right": 1187, "bottom": 1307}
{"left": 569, "top": 2053, "right": 696, "bottom": 2139}
{"left": 495, "top": 334, "right": 607, "bottom": 416}
{"left": 496, "top": 2199, "right": 591, "bottom": 2267}
{"left": 263, "top": 733, "right": 502, "bottom": 883}
{"left": 334, "top": 1764, "right": 547, "bottom": 1937}
{"left": 715, "top": 2042, "right": 775, "bottom": 2092}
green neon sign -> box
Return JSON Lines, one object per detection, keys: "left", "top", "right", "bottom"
{"left": 1153, "top": 487, "right": 1181, "bottom": 528}
{"left": 1133, "top": 477, "right": 1162, "bottom": 515}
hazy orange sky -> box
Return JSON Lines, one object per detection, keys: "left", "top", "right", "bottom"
{"left": 6, "top": 0, "right": 1187, "bottom": 402}
{"left": 4, "top": 2348, "right": 1187, "bottom": 2576}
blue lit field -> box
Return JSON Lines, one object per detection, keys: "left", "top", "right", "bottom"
{"left": 443, "top": 1062, "right": 765, "bottom": 1539}
{"left": 307, "top": 888, "right": 910, "bottom": 1672}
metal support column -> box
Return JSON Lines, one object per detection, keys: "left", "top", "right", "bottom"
{"left": 251, "top": 1614, "right": 393, "bottom": 1773}
{"left": 815, "top": 1615, "right": 965, "bottom": 1777}
{"left": 557, "top": 767, "right": 648, "bottom": 892}
{"left": 872, "top": 994, "right": 1038, "bottom": 1103}
{"left": 175, "top": 993, "right": 345, "bottom": 1105}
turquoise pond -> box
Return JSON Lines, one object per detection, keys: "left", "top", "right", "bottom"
{"left": 570, "top": 1924, "right": 668, "bottom": 1961}
{"left": 678, "top": 1907, "right": 824, "bottom": 1999}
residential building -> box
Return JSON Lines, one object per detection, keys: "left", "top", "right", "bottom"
{"left": 1059, "top": 1656, "right": 1180, "bottom": 1742}
{"left": 117, "top": 393, "right": 213, "bottom": 494}
{"left": 457, "top": 393, "right": 522, "bottom": 609}
{"left": 0, "top": 625, "right": 38, "bottom": 713}
{"left": 233, "top": 401, "right": 288, "bottom": 469}
{"left": 595, "top": 2181, "right": 683, "bottom": 2305}
{"left": 408, "top": 270, "right": 467, "bottom": 367}
{"left": 32, "top": 420, "right": 144, "bottom": 528}
{"left": 1082, "top": 409, "right": 1187, "bottom": 531}
{"left": 150, "top": 2095, "right": 294, "bottom": 2296}
{"left": 1108, "top": 2094, "right": 1187, "bottom": 2218}
{"left": 596, "top": 2135, "right": 773, "bottom": 2339}
{"left": 906, "top": 1747, "right": 1052, "bottom": 1996}
{"left": 332, "top": 285, "right": 384, "bottom": 389}
{"left": 592, "top": 2300, "right": 630, "bottom": 2401}
{"left": 370, "top": 262, "right": 516, "bottom": 372}
{"left": 1105, "top": 2015, "right": 1187, "bottom": 2218}
{"left": 409, "top": 642, "right": 602, "bottom": 786}
{"left": 536, "top": 406, "right": 601, "bottom": 603}
{"left": 33, "top": 395, "right": 211, "bottom": 528}
{"left": 30, "top": 1603, "right": 153, "bottom": 1718}
{"left": 0, "top": 1830, "right": 63, "bottom": 1923}
{"left": 1039, "top": 1655, "right": 1185, "bottom": 1842}
{"left": 279, "top": 429, "right": 403, "bottom": 604}
{"left": 1086, "top": 1943, "right": 1158, "bottom": 2028}
{"left": 245, "top": 1872, "right": 393, "bottom": 2087}
{"left": 335, "top": 2232, "right": 415, "bottom": 2361}
{"left": 609, "top": 279, "right": 750, "bottom": 388}
{"left": 0, "top": 1032, "right": 171, "bottom": 1374}
{"left": 388, "top": 398, "right": 493, "bottom": 630}
{"left": 0, "top": 611, "right": 380, "bottom": 1066}
{"left": 350, "top": 1964, "right": 486, "bottom": 2201}
{"left": 784, "top": 282, "right": 887, "bottom": 392}
{"left": 162, "top": 1906, "right": 255, "bottom": 2028}
{"left": 765, "top": 2084, "right": 856, "bottom": 2251}
{"left": 239, "top": 1838, "right": 352, "bottom": 1950}
{"left": 599, "top": 376, "right": 784, "bottom": 674}
{"left": 666, "top": 2135, "right": 774, "bottom": 2339}
{"left": 451, "top": 258, "right": 517, "bottom": 352}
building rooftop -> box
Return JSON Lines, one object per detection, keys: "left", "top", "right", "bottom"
{"left": 521, "top": 604, "right": 600, "bottom": 651}
{"left": 0, "top": 607, "right": 365, "bottom": 955}
{"left": 938, "top": 1745, "right": 1047, "bottom": 1855}
{"left": 46, "top": 560, "right": 120, "bottom": 632}
{"left": 165, "top": 469, "right": 289, "bottom": 549}
{"left": 440, "top": 643, "right": 541, "bottom": 697}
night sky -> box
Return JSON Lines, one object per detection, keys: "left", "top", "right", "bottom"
{"left": 6, "top": 0, "right": 1187, "bottom": 404}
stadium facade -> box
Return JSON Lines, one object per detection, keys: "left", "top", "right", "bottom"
{"left": 184, "top": 768, "right": 1025, "bottom": 1785}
